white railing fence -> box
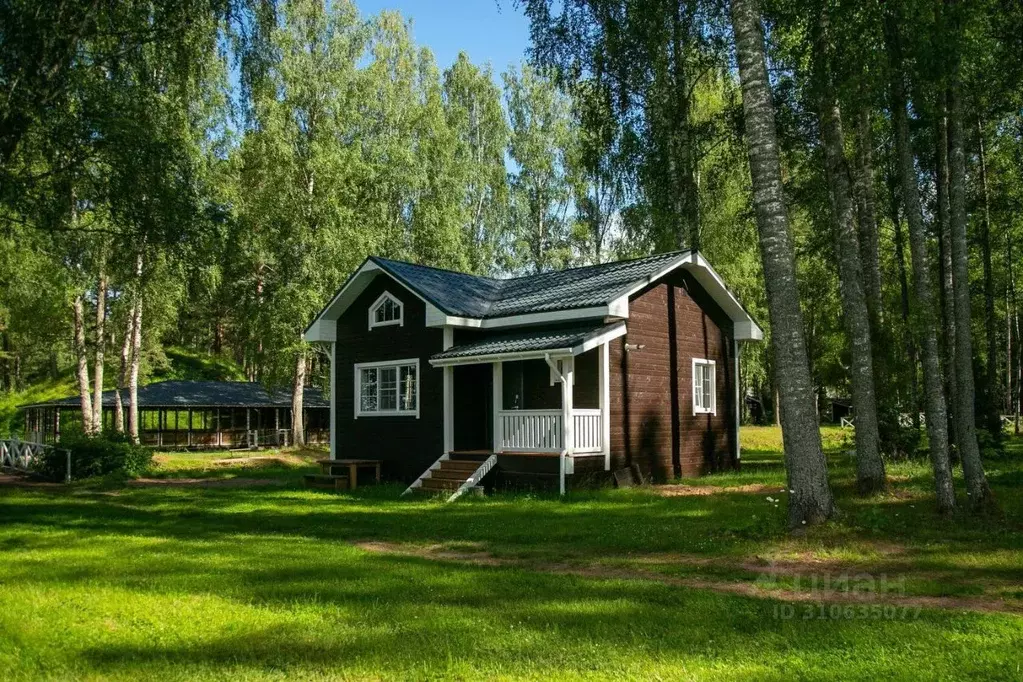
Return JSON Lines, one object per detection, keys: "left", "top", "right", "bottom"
{"left": 498, "top": 409, "right": 603, "bottom": 454}
{"left": 1, "top": 438, "right": 71, "bottom": 483}
{"left": 572, "top": 409, "right": 602, "bottom": 453}
{"left": 499, "top": 410, "right": 562, "bottom": 452}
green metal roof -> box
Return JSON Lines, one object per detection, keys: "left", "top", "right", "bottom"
{"left": 372, "top": 250, "right": 685, "bottom": 319}
{"left": 431, "top": 321, "right": 624, "bottom": 363}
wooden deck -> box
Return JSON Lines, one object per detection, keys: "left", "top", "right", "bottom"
{"left": 450, "top": 450, "right": 560, "bottom": 458}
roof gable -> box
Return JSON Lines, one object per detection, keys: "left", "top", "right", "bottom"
{"left": 306, "top": 251, "right": 763, "bottom": 341}
{"left": 371, "top": 250, "right": 686, "bottom": 319}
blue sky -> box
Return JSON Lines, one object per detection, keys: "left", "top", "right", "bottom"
{"left": 357, "top": 0, "right": 532, "bottom": 73}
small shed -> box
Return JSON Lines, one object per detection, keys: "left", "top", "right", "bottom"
{"left": 19, "top": 380, "right": 329, "bottom": 448}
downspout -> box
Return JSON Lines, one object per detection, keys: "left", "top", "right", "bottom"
{"left": 734, "top": 338, "right": 741, "bottom": 464}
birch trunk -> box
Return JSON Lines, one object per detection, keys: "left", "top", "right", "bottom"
{"left": 948, "top": 84, "right": 992, "bottom": 508}
{"left": 730, "top": 0, "right": 834, "bottom": 527}
{"left": 814, "top": 14, "right": 885, "bottom": 494}
{"left": 128, "top": 253, "right": 143, "bottom": 444}
{"left": 885, "top": 11, "right": 955, "bottom": 511}
{"left": 853, "top": 108, "right": 883, "bottom": 328}
{"left": 935, "top": 94, "right": 958, "bottom": 447}
{"left": 92, "top": 268, "right": 107, "bottom": 433}
{"left": 977, "top": 124, "right": 1002, "bottom": 440}
{"left": 292, "top": 348, "right": 306, "bottom": 447}
{"left": 72, "top": 294, "right": 94, "bottom": 435}
{"left": 891, "top": 192, "right": 920, "bottom": 430}
{"left": 127, "top": 295, "right": 142, "bottom": 444}
{"left": 1010, "top": 234, "right": 1021, "bottom": 435}
{"left": 114, "top": 312, "right": 131, "bottom": 433}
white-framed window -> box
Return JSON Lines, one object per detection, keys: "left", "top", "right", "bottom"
{"left": 368, "top": 292, "right": 403, "bottom": 329}
{"left": 692, "top": 358, "right": 716, "bottom": 415}
{"left": 354, "top": 358, "right": 419, "bottom": 417}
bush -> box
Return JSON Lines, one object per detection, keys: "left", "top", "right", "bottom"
{"left": 877, "top": 408, "right": 922, "bottom": 460}
{"left": 33, "top": 432, "right": 153, "bottom": 481}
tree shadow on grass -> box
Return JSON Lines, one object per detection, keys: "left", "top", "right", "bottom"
{"left": 70, "top": 549, "right": 1022, "bottom": 680}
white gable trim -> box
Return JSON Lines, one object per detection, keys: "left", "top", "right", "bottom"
{"left": 303, "top": 259, "right": 444, "bottom": 342}
{"left": 608, "top": 251, "right": 764, "bottom": 341}
{"left": 306, "top": 252, "right": 762, "bottom": 343}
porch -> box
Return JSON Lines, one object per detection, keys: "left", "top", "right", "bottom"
{"left": 428, "top": 321, "right": 625, "bottom": 494}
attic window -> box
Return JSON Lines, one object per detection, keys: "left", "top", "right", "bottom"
{"left": 369, "top": 292, "right": 403, "bottom": 329}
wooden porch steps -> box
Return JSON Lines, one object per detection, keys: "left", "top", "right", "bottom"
{"left": 403, "top": 453, "right": 497, "bottom": 500}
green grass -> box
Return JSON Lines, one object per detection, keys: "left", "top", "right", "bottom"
{"left": 1, "top": 431, "right": 1022, "bottom": 680}
{"left": 153, "top": 347, "right": 247, "bottom": 383}
{"left": 0, "top": 374, "right": 77, "bottom": 437}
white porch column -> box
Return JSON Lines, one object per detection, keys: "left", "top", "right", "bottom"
{"left": 560, "top": 356, "right": 575, "bottom": 496}
{"left": 442, "top": 327, "right": 454, "bottom": 454}
{"left": 599, "top": 341, "right": 611, "bottom": 471}
{"left": 329, "top": 341, "right": 337, "bottom": 459}
{"left": 492, "top": 361, "right": 503, "bottom": 452}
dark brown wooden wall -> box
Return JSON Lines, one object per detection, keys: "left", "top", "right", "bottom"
{"left": 334, "top": 274, "right": 444, "bottom": 481}
{"left": 609, "top": 271, "right": 737, "bottom": 479}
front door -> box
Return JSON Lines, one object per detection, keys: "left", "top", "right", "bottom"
{"left": 453, "top": 364, "right": 493, "bottom": 451}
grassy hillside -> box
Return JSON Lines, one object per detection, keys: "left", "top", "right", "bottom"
{"left": 0, "top": 347, "right": 246, "bottom": 437}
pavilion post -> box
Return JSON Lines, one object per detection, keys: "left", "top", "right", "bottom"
{"left": 187, "top": 408, "right": 192, "bottom": 448}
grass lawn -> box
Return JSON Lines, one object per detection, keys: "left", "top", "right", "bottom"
{"left": 1, "top": 428, "right": 1022, "bottom": 680}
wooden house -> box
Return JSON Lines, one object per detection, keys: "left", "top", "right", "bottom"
{"left": 304, "top": 250, "right": 763, "bottom": 494}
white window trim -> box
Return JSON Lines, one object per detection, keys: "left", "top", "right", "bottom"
{"left": 368, "top": 291, "right": 404, "bottom": 330}
{"left": 692, "top": 358, "right": 717, "bottom": 415}
{"left": 354, "top": 358, "right": 420, "bottom": 418}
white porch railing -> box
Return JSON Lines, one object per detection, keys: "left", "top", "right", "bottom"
{"left": 497, "top": 409, "right": 603, "bottom": 454}
{"left": 573, "top": 409, "right": 602, "bottom": 453}
{"left": 499, "top": 409, "right": 562, "bottom": 452}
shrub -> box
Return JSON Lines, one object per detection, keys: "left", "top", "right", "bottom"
{"left": 877, "top": 407, "right": 922, "bottom": 460}
{"left": 33, "top": 432, "right": 153, "bottom": 481}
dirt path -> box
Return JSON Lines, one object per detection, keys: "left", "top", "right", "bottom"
{"left": 127, "top": 477, "right": 286, "bottom": 488}
{"left": 354, "top": 541, "right": 1023, "bottom": 616}
{"left": 654, "top": 483, "right": 779, "bottom": 497}
{"left": 0, "top": 473, "right": 63, "bottom": 488}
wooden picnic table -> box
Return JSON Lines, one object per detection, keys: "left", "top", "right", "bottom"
{"left": 317, "top": 458, "right": 381, "bottom": 490}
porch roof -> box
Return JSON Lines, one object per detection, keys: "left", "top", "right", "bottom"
{"left": 429, "top": 321, "right": 626, "bottom": 366}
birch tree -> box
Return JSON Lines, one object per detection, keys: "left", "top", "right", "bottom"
{"left": 946, "top": 40, "right": 992, "bottom": 508}
{"left": 730, "top": 0, "right": 834, "bottom": 527}
{"left": 813, "top": 10, "right": 886, "bottom": 494}
{"left": 884, "top": 5, "right": 955, "bottom": 513}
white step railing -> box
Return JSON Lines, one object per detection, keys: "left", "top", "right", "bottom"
{"left": 573, "top": 409, "right": 602, "bottom": 453}
{"left": 448, "top": 455, "right": 498, "bottom": 502}
{"left": 499, "top": 409, "right": 562, "bottom": 452}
